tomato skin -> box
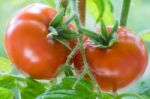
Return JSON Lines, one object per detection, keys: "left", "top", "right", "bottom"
{"left": 73, "top": 27, "right": 148, "bottom": 91}
{"left": 5, "top": 4, "right": 70, "bottom": 79}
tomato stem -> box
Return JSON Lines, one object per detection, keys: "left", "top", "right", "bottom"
{"left": 64, "top": 14, "right": 76, "bottom": 26}
{"left": 78, "top": 0, "right": 86, "bottom": 25}
{"left": 57, "top": 0, "right": 69, "bottom": 15}
{"left": 69, "top": 0, "right": 102, "bottom": 97}
{"left": 55, "top": 38, "right": 71, "bottom": 50}
{"left": 120, "top": 0, "right": 131, "bottom": 26}
{"left": 65, "top": 42, "right": 80, "bottom": 65}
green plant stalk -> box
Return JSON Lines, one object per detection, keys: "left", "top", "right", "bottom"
{"left": 78, "top": 0, "right": 86, "bottom": 25}
{"left": 57, "top": 0, "right": 69, "bottom": 15}
{"left": 64, "top": 14, "right": 76, "bottom": 26}
{"left": 62, "top": 37, "right": 80, "bottom": 77}
{"left": 69, "top": 0, "right": 102, "bottom": 97}
{"left": 120, "top": 0, "right": 131, "bottom": 26}
{"left": 59, "top": 0, "right": 142, "bottom": 99}
{"left": 55, "top": 38, "right": 71, "bottom": 50}
{"left": 65, "top": 42, "right": 80, "bottom": 65}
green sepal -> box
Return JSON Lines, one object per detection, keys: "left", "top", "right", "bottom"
{"left": 88, "top": 35, "right": 117, "bottom": 48}
{"left": 109, "top": 20, "right": 118, "bottom": 38}
{"left": 20, "top": 77, "right": 45, "bottom": 99}
{"left": 57, "top": 27, "right": 78, "bottom": 40}
{"left": 48, "top": 26, "right": 78, "bottom": 40}
{"left": 80, "top": 27, "right": 101, "bottom": 41}
{"left": 86, "top": 20, "right": 118, "bottom": 48}
{"left": 101, "top": 20, "right": 108, "bottom": 39}
{"left": 50, "top": 9, "right": 65, "bottom": 27}
{"left": 47, "top": 26, "right": 58, "bottom": 39}
{"left": 108, "top": 36, "right": 117, "bottom": 47}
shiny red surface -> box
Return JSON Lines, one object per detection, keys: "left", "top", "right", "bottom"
{"left": 73, "top": 27, "right": 148, "bottom": 91}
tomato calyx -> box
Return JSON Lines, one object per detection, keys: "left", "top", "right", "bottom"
{"left": 47, "top": 9, "right": 78, "bottom": 50}
{"left": 50, "top": 9, "right": 65, "bottom": 27}
{"left": 91, "top": 20, "right": 119, "bottom": 48}
{"left": 80, "top": 20, "right": 118, "bottom": 48}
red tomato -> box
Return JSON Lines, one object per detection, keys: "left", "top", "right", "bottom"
{"left": 73, "top": 27, "right": 148, "bottom": 91}
{"left": 5, "top": 3, "right": 70, "bottom": 79}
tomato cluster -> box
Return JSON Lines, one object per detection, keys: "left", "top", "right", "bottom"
{"left": 5, "top": 4, "right": 148, "bottom": 91}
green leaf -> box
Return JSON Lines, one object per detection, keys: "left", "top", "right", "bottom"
{"left": 139, "top": 30, "right": 150, "bottom": 42}
{"left": 102, "top": 0, "right": 115, "bottom": 24}
{"left": 0, "top": 57, "right": 13, "bottom": 73}
{"left": 56, "top": 65, "right": 74, "bottom": 76}
{"left": 37, "top": 76, "right": 96, "bottom": 99}
{"left": 50, "top": 76, "right": 93, "bottom": 93}
{"left": 138, "top": 80, "right": 150, "bottom": 98}
{"left": 0, "top": 87, "right": 14, "bottom": 99}
{"left": 87, "top": 0, "right": 114, "bottom": 24}
{"left": 102, "top": 93, "right": 114, "bottom": 99}
{"left": 61, "top": 77, "right": 94, "bottom": 93}
{"left": 87, "top": 0, "right": 105, "bottom": 23}
{"left": 20, "top": 77, "right": 45, "bottom": 99}
{"left": 37, "top": 89, "right": 91, "bottom": 99}
{"left": 108, "top": 0, "right": 114, "bottom": 12}
{"left": 50, "top": 9, "right": 65, "bottom": 27}
{"left": 93, "top": 0, "right": 105, "bottom": 22}
{"left": 43, "top": 0, "right": 56, "bottom": 8}
{"left": 0, "top": 75, "right": 16, "bottom": 89}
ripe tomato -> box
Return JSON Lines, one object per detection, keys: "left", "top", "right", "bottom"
{"left": 73, "top": 27, "right": 148, "bottom": 91}
{"left": 5, "top": 3, "right": 70, "bottom": 79}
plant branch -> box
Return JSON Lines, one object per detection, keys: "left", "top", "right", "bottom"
{"left": 78, "top": 0, "right": 86, "bottom": 25}
{"left": 65, "top": 42, "right": 80, "bottom": 65}
{"left": 69, "top": 0, "right": 102, "bottom": 97}
{"left": 120, "top": 0, "right": 131, "bottom": 26}
{"left": 57, "top": 0, "right": 69, "bottom": 14}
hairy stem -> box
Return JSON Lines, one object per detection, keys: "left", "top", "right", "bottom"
{"left": 57, "top": 0, "right": 69, "bottom": 14}
{"left": 78, "top": 0, "right": 86, "bottom": 25}
{"left": 69, "top": 0, "right": 102, "bottom": 97}
{"left": 65, "top": 42, "right": 80, "bottom": 65}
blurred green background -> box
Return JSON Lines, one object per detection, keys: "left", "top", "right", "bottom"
{"left": 0, "top": 0, "right": 150, "bottom": 93}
